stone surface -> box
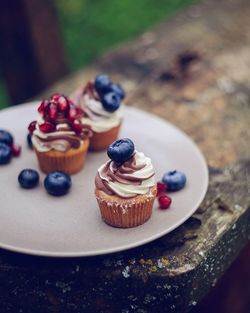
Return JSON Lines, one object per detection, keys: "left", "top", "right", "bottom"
{"left": 1, "top": 0, "right": 250, "bottom": 312}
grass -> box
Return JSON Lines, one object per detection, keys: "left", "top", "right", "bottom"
{"left": 56, "top": 0, "right": 195, "bottom": 70}
{"left": 0, "top": 0, "right": 195, "bottom": 109}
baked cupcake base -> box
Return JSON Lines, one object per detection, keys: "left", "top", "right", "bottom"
{"left": 89, "top": 124, "right": 121, "bottom": 151}
{"left": 34, "top": 139, "right": 89, "bottom": 174}
{"left": 95, "top": 186, "right": 157, "bottom": 228}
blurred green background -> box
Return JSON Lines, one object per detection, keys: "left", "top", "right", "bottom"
{"left": 0, "top": 0, "right": 195, "bottom": 109}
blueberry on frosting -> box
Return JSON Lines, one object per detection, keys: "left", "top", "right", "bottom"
{"left": 94, "top": 74, "right": 111, "bottom": 95}
{"left": 93, "top": 74, "right": 126, "bottom": 113}
{"left": 107, "top": 138, "right": 135, "bottom": 164}
{"left": 96, "top": 140, "right": 155, "bottom": 199}
{"left": 102, "top": 92, "right": 120, "bottom": 112}
{"left": 109, "top": 83, "right": 125, "bottom": 100}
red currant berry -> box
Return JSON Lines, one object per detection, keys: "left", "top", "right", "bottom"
{"left": 28, "top": 121, "right": 37, "bottom": 134}
{"left": 158, "top": 195, "right": 172, "bottom": 210}
{"left": 11, "top": 143, "right": 21, "bottom": 157}
{"left": 157, "top": 182, "right": 167, "bottom": 196}
{"left": 39, "top": 122, "right": 56, "bottom": 133}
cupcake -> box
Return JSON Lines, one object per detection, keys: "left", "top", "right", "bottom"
{"left": 28, "top": 93, "right": 92, "bottom": 174}
{"left": 71, "top": 74, "right": 124, "bottom": 151}
{"left": 95, "top": 138, "right": 157, "bottom": 228}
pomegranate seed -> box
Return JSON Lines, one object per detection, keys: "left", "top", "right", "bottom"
{"left": 11, "top": 143, "right": 21, "bottom": 157}
{"left": 68, "top": 99, "right": 74, "bottom": 106}
{"left": 71, "top": 120, "right": 82, "bottom": 134}
{"left": 157, "top": 182, "right": 167, "bottom": 196}
{"left": 67, "top": 104, "right": 77, "bottom": 121}
{"left": 57, "top": 95, "right": 69, "bottom": 112}
{"left": 38, "top": 100, "right": 49, "bottom": 115}
{"left": 47, "top": 102, "right": 58, "bottom": 120}
{"left": 76, "top": 107, "right": 84, "bottom": 118}
{"left": 50, "top": 93, "right": 61, "bottom": 102}
{"left": 158, "top": 195, "right": 172, "bottom": 210}
{"left": 39, "top": 122, "right": 56, "bottom": 133}
{"left": 28, "top": 121, "right": 37, "bottom": 134}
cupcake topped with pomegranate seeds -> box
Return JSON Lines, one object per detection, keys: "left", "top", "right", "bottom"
{"left": 95, "top": 138, "right": 157, "bottom": 228}
{"left": 71, "top": 74, "right": 125, "bottom": 151}
{"left": 28, "top": 93, "right": 92, "bottom": 174}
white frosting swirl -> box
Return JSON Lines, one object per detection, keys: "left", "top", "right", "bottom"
{"left": 71, "top": 89, "right": 122, "bottom": 133}
{"left": 98, "top": 151, "right": 155, "bottom": 198}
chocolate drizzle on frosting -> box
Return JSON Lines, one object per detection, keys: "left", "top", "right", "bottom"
{"left": 36, "top": 133, "right": 87, "bottom": 149}
{"left": 32, "top": 121, "right": 92, "bottom": 152}
{"left": 95, "top": 152, "right": 155, "bottom": 198}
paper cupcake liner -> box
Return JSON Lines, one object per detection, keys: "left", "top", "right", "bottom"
{"left": 35, "top": 140, "right": 89, "bottom": 174}
{"left": 89, "top": 124, "right": 121, "bottom": 151}
{"left": 96, "top": 189, "right": 156, "bottom": 228}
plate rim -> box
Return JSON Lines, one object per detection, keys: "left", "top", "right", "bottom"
{"left": 0, "top": 103, "right": 209, "bottom": 257}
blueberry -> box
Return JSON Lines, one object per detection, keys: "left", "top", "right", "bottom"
{"left": 0, "top": 143, "right": 12, "bottom": 165}
{"left": 18, "top": 169, "right": 39, "bottom": 189}
{"left": 27, "top": 133, "right": 33, "bottom": 149}
{"left": 109, "top": 83, "right": 125, "bottom": 100}
{"left": 0, "top": 129, "right": 13, "bottom": 146}
{"left": 94, "top": 74, "right": 111, "bottom": 94}
{"left": 44, "top": 171, "right": 72, "bottom": 196}
{"left": 107, "top": 138, "right": 135, "bottom": 164}
{"left": 102, "top": 92, "right": 120, "bottom": 112}
{"left": 162, "top": 170, "right": 186, "bottom": 192}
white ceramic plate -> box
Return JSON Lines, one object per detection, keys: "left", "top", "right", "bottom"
{"left": 0, "top": 103, "right": 208, "bottom": 257}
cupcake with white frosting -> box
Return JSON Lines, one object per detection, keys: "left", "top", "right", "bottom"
{"left": 28, "top": 93, "right": 92, "bottom": 174}
{"left": 71, "top": 74, "right": 124, "bottom": 151}
{"left": 95, "top": 138, "right": 157, "bottom": 228}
